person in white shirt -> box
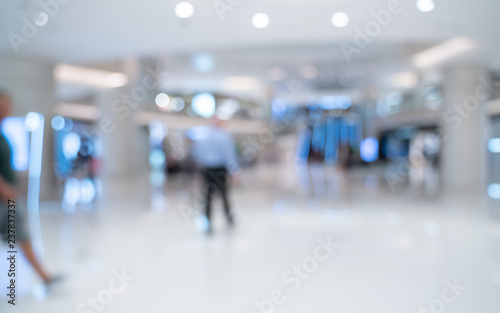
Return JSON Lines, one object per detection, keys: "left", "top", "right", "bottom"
{"left": 191, "top": 118, "right": 239, "bottom": 232}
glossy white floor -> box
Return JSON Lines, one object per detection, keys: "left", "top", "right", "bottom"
{"left": 1, "top": 165, "right": 500, "bottom": 313}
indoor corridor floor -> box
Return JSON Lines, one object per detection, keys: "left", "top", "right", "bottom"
{"left": 1, "top": 166, "right": 500, "bottom": 313}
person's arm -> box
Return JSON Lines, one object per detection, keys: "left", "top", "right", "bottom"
{"left": 225, "top": 134, "right": 240, "bottom": 175}
{"left": 0, "top": 176, "right": 17, "bottom": 201}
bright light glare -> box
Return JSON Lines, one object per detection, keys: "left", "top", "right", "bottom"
{"left": 222, "top": 76, "right": 261, "bottom": 92}
{"left": 320, "top": 96, "right": 351, "bottom": 110}
{"left": 149, "top": 121, "right": 166, "bottom": 145}
{"left": 413, "top": 37, "right": 477, "bottom": 68}
{"left": 80, "top": 178, "right": 96, "bottom": 205}
{"left": 192, "top": 53, "right": 215, "bottom": 73}
{"left": 107, "top": 73, "right": 128, "bottom": 88}
{"left": 252, "top": 13, "right": 270, "bottom": 29}
{"left": 1, "top": 117, "right": 29, "bottom": 171}
{"left": 63, "top": 178, "right": 80, "bottom": 211}
{"left": 62, "top": 132, "right": 81, "bottom": 160}
{"left": 216, "top": 99, "right": 240, "bottom": 120}
{"left": 175, "top": 2, "right": 194, "bottom": 18}
{"left": 487, "top": 184, "right": 500, "bottom": 200}
{"left": 360, "top": 137, "right": 379, "bottom": 163}
{"left": 319, "top": 96, "right": 337, "bottom": 110}
{"left": 488, "top": 138, "right": 500, "bottom": 153}
{"left": 55, "top": 64, "right": 128, "bottom": 88}
{"left": 192, "top": 93, "right": 216, "bottom": 118}
{"left": 149, "top": 149, "right": 166, "bottom": 169}
{"left": 155, "top": 93, "right": 170, "bottom": 109}
{"left": 392, "top": 71, "right": 419, "bottom": 88}
{"left": 416, "top": 0, "right": 435, "bottom": 12}
{"left": 195, "top": 215, "right": 210, "bottom": 232}
{"left": 51, "top": 115, "right": 65, "bottom": 131}
{"left": 338, "top": 95, "right": 352, "bottom": 109}
{"left": 24, "top": 112, "right": 42, "bottom": 132}
{"left": 331, "top": 12, "right": 349, "bottom": 28}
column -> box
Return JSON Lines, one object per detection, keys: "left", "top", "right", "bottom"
{"left": 441, "top": 64, "right": 490, "bottom": 193}
{"left": 97, "top": 58, "right": 154, "bottom": 180}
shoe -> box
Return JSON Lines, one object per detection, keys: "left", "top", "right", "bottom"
{"left": 44, "top": 275, "right": 64, "bottom": 289}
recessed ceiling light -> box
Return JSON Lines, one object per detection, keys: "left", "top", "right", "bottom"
{"left": 107, "top": 73, "right": 129, "bottom": 88}
{"left": 175, "top": 2, "right": 194, "bottom": 19}
{"left": 331, "top": 12, "right": 349, "bottom": 28}
{"left": 192, "top": 93, "right": 216, "bottom": 118}
{"left": 252, "top": 13, "right": 270, "bottom": 29}
{"left": 412, "top": 37, "right": 477, "bottom": 68}
{"left": 416, "top": 0, "right": 435, "bottom": 12}
{"left": 155, "top": 93, "right": 170, "bottom": 109}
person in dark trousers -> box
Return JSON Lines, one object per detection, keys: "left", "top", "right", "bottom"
{"left": 0, "top": 91, "right": 54, "bottom": 285}
{"left": 191, "top": 118, "right": 239, "bottom": 232}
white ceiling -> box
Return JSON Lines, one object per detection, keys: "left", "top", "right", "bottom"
{"left": 1, "top": 0, "right": 499, "bottom": 68}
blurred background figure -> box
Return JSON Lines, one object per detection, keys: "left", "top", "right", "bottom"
{"left": 191, "top": 118, "right": 239, "bottom": 232}
{"left": 0, "top": 91, "right": 54, "bottom": 286}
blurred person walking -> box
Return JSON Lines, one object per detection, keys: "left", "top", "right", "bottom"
{"left": 0, "top": 91, "right": 55, "bottom": 285}
{"left": 191, "top": 118, "right": 239, "bottom": 232}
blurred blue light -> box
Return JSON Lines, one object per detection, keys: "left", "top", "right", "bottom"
{"left": 487, "top": 184, "right": 500, "bottom": 200}
{"left": 150, "top": 171, "right": 166, "bottom": 187}
{"left": 63, "top": 118, "right": 73, "bottom": 132}
{"left": 24, "top": 112, "right": 42, "bottom": 132}
{"left": 149, "top": 121, "right": 166, "bottom": 146}
{"left": 51, "top": 115, "right": 65, "bottom": 131}
{"left": 192, "top": 53, "right": 215, "bottom": 73}
{"left": 149, "top": 149, "right": 166, "bottom": 169}
{"left": 192, "top": 93, "right": 216, "bottom": 118}
{"left": 62, "top": 132, "right": 81, "bottom": 160}
{"left": 319, "top": 96, "right": 338, "bottom": 109}
{"left": 80, "top": 178, "right": 96, "bottom": 205}
{"left": 1, "top": 117, "right": 30, "bottom": 171}
{"left": 272, "top": 98, "right": 287, "bottom": 118}
{"left": 195, "top": 214, "right": 210, "bottom": 232}
{"left": 360, "top": 137, "right": 379, "bottom": 163}
{"left": 488, "top": 138, "right": 500, "bottom": 153}
{"left": 63, "top": 178, "right": 80, "bottom": 210}
{"left": 338, "top": 95, "right": 352, "bottom": 109}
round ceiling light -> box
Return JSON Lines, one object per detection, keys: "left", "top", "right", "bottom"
{"left": 252, "top": 13, "right": 270, "bottom": 29}
{"left": 331, "top": 12, "right": 349, "bottom": 28}
{"left": 175, "top": 2, "right": 194, "bottom": 18}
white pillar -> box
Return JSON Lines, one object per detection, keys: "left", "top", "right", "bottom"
{"left": 97, "top": 59, "right": 152, "bottom": 180}
{"left": 441, "top": 64, "right": 491, "bottom": 193}
{"left": 0, "top": 57, "right": 57, "bottom": 201}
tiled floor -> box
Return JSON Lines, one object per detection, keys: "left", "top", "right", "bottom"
{"left": 1, "top": 166, "right": 500, "bottom": 312}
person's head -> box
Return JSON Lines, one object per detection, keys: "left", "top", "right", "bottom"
{"left": 212, "top": 117, "right": 224, "bottom": 129}
{"left": 0, "top": 90, "right": 12, "bottom": 121}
